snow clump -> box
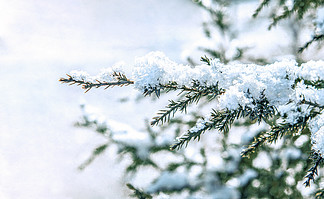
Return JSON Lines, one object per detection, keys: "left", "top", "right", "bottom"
{"left": 146, "top": 171, "right": 188, "bottom": 193}
{"left": 70, "top": 70, "right": 95, "bottom": 83}
{"left": 132, "top": 52, "right": 298, "bottom": 111}
{"left": 310, "top": 112, "right": 324, "bottom": 157}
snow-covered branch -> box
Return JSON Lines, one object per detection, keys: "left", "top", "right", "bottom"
{"left": 61, "top": 52, "right": 324, "bottom": 156}
{"left": 61, "top": 51, "right": 324, "bottom": 190}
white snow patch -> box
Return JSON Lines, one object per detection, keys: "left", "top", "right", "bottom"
{"left": 310, "top": 112, "right": 324, "bottom": 157}
{"left": 294, "top": 135, "right": 309, "bottom": 148}
{"left": 253, "top": 151, "right": 272, "bottom": 169}
{"left": 146, "top": 171, "right": 188, "bottom": 193}
{"left": 227, "top": 169, "right": 257, "bottom": 187}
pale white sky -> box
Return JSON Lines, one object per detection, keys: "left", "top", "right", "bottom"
{"left": 0, "top": 0, "right": 202, "bottom": 64}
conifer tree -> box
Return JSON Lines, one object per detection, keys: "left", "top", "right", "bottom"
{"left": 60, "top": 0, "right": 324, "bottom": 198}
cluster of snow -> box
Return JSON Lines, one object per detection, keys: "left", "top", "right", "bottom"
{"left": 281, "top": 147, "right": 302, "bottom": 160}
{"left": 227, "top": 169, "right": 258, "bottom": 187}
{"left": 296, "top": 60, "right": 324, "bottom": 81}
{"left": 146, "top": 171, "right": 188, "bottom": 193}
{"left": 184, "top": 116, "right": 211, "bottom": 138}
{"left": 97, "top": 62, "right": 126, "bottom": 83}
{"left": 310, "top": 112, "right": 324, "bottom": 157}
{"left": 202, "top": 171, "right": 240, "bottom": 199}
{"left": 277, "top": 80, "right": 324, "bottom": 125}
{"left": 253, "top": 151, "right": 272, "bottom": 170}
{"left": 132, "top": 52, "right": 324, "bottom": 140}
{"left": 111, "top": 128, "right": 153, "bottom": 160}
{"left": 70, "top": 62, "right": 126, "bottom": 84}
{"left": 239, "top": 169, "right": 258, "bottom": 186}
{"left": 132, "top": 52, "right": 299, "bottom": 111}
{"left": 79, "top": 102, "right": 107, "bottom": 126}
{"left": 133, "top": 52, "right": 175, "bottom": 92}
{"left": 70, "top": 70, "right": 95, "bottom": 83}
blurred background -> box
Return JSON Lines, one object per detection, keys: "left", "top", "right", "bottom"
{"left": 0, "top": 0, "right": 203, "bottom": 198}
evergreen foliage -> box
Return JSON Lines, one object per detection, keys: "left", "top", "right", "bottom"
{"left": 252, "top": 0, "right": 324, "bottom": 51}
{"left": 72, "top": 102, "right": 320, "bottom": 198}
{"left": 253, "top": 0, "right": 324, "bottom": 26}
{"left": 59, "top": 71, "right": 133, "bottom": 93}
{"left": 60, "top": 0, "right": 324, "bottom": 198}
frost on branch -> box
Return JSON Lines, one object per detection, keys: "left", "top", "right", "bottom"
{"left": 61, "top": 52, "right": 324, "bottom": 190}
{"left": 61, "top": 51, "right": 324, "bottom": 152}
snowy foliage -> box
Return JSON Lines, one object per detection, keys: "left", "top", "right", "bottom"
{"left": 310, "top": 112, "right": 324, "bottom": 156}
{"left": 59, "top": 0, "right": 324, "bottom": 198}
{"left": 69, "top": 62, "right": 126, "bottom": 84}
{"left": 67, "top": 51, "right": 322, "bottom": 107}
{"left": 62, "top": 48, "right": 324, "bottom": 198}
{"left": 64, "top": 51, "right": 324, "bottom": 136}
{"left": 62, "top": 51, "right": 324, "bottom": 158}
{"left": 75, "top": 101, "right": 315, "bottom": 198}
{"left": 74, "top": 99, "right": 317, "bottom": 198}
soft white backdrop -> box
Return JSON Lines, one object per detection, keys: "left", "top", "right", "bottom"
{"left": 0, "top": 0, "right": 203, "bottom": 198}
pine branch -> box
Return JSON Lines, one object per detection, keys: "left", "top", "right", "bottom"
{"left": 304, "top": 153, "right": 323, "bottom": 187}
{"left": 269, "top": 9, "right": 292, "bottom": 29}
{"left": 300, "top": 100, "right": 324, "bottom": 109}
{"left": 171, "top": 93, "right": 278, "bottom": 151}
{"left": 193, "top": 0, "right": 230, "bottom": 34}
{"left": 292, "top": 0, "right": 324, "bottom": 19}
{"left": 242, "top": 116, "right": 309, "bottom": 157}
{"left": 315, "top": 189, "right": 324, "bottom": 199}
{"left": 59, "top": 72, "right": 134, "bottom": 92}
{"left": 253, "top": 0, "right": 270, "bottom": 18}
{"left": 142, "top": 81, "right": 205, "bottom": 97}
{"left": 199, "top": 47, "right": 226, "bottom": 63}
{"left": 171, "top": 108, "right": 242, "bottom": 150}
{"left": 142, "top": 86, "right": 162, "bottom": 97}
{"left": 151, "top": 98, "right": 196, "bottom": 126}
{"left": 78, "top": 143, "right": 109, "bottom": 170}
{"left": 143, "top": 79, "right": 225, "bottom": 98}
{"left": 200, "top": 55, "right": 211, "bottom": 65}
{"left": 151, "top": 83, "right": 224, "bottom": 126}
{"left": 165, "top": 80, "right": 223, "bottom": 94}
{"left": 254, "top": 0, "right": 324, "bottom": 29}
{"left": 243, "top": 90, "right": 276, "bottom": 123}
{"left": 243, "top": 102, "right": 324, "bottom": 157}
{"left": 126, "top": 183, "right": 152, "bottom": 199}
{"left": 303, "top": 80, "right": 324, "bottom": 89}
{"left": 125, "top": 157, "right": 159, "bottom": 174}
{"left": 241, "top": 132, "right": 268, "bottom": 157}
{"left": 299, "top": 34, "right": 324, "bottom": 53}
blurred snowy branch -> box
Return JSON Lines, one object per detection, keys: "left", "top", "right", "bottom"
{"left": 59, "top": 0, "right": 324, "bottom": 198}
